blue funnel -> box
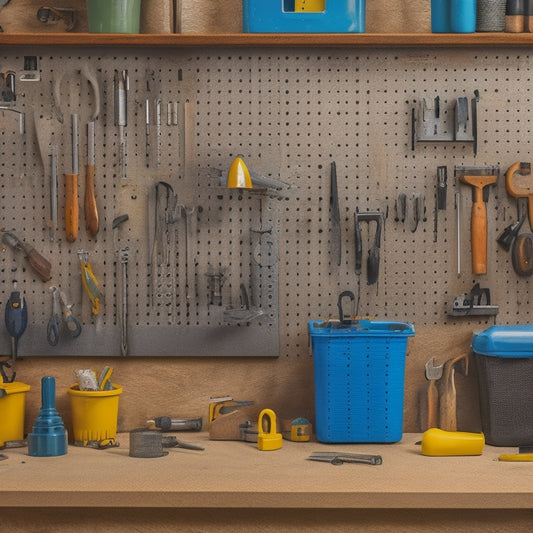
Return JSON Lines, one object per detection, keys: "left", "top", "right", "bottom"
{"left": 28, "top": 376, "right": 68, "bottom": 457}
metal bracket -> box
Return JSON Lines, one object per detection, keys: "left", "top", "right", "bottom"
{"left": 37, "top": 6, "right": 76, "bottom": 32}
{"left": 412, "top": 91, "right": 479, "bottom": 155}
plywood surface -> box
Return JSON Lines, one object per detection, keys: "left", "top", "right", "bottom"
{"left": 1, "top": 432, "right": 532, "bottom": 509}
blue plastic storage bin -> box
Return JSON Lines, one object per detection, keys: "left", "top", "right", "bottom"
{"left": 243, "top": 0, "right": 366, "bottom": 33}
{"left": 472, "top": 325, "right": 533, "bottom": 446}
{"left": 309, "top": 319, "right": 414, "bottom": 443}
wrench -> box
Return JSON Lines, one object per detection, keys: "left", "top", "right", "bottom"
{"left": 46, "top": 286, "right": 60, "bottom": 347}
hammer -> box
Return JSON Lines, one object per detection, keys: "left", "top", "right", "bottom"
{"left": 424, "top": 357, "right": 443, "bottom": 430}
{"left": 455, "top": 166, "right": 499, "bottom": 274}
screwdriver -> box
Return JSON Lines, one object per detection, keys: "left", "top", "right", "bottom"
{"left": 65, "top": 113, "right": 79, "bottom": 242}
{"left": 5, "top": 285, "right": 28, "bottom": 362}
{"left": 114, "top": 70, "right": 128, "bottom": 179}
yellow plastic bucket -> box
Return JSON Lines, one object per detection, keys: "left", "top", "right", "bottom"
{"left": 67, "top": 384, "right": 122, "bottom": 447}
{"left": 0, "top": 381, "right": 30, "bottom": 446}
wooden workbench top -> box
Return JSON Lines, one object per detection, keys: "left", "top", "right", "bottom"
{"left": 1, "top": 433, "right": 532, "bottom": 510}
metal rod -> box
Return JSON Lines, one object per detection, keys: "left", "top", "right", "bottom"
{"left": 456, "top": 191, "right": 461, "bottom": 276}
{"left": 71, "top": 113, "right": 78, "bottom": 175}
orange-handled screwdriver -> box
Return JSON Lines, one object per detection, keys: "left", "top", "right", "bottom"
{"left": 85, "top": 121, "right": 99, "bottom": 238}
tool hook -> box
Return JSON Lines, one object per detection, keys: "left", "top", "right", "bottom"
{"left": 337, "top": 290, "right": 355, "bottom": 324}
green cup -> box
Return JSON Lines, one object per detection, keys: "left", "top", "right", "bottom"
{"left": 87, "top": 0, "right": 142, "bottom": 34}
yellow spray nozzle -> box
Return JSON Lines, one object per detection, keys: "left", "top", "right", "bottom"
{"left": 227, "top": 157, "right": 252, "bottom": 189}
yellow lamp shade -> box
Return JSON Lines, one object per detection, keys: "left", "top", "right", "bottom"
{"left": 227, "top": 157, "right": 253, "bottom": 189}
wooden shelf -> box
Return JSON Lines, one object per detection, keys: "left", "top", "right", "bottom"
{"left": 3, "top": 32, "right": 533, "bottom": 48}
{"left": 2, "top": 433, "right": 533, "bottom": 510}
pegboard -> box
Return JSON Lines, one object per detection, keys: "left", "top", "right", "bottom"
{"left": 1, "top": 46, "right": 533, "bottom": 358}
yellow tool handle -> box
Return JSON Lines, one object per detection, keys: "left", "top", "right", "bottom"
{"left": 498, "top": 453, "right": 533, "bottom": 462}
{"left": 80, "top": 261, "right": 101, "bottom": 315}
{"left": 64, "top": 173, "right": 79, "bottom": 242}
{"left": 421, "top": 428, "right": 485, "bottom": 456}
{"left": 470, "top": 188, "right": 488, "bottom": 274}
{"left": 84, "top": 164, "right": 99, "bottom": 238}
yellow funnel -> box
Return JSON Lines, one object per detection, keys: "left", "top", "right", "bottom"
{"left": 227, "top": 157, "right": 252, "bottom": 189}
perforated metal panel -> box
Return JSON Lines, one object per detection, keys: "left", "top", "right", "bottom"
{"left": 0, "top": 47, "right": 531, "bottom": 357}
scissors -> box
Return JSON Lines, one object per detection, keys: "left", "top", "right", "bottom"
{"left": 59, "top": 290, "right": 82, "bottom": 338}
{"left": 46, "top": 286, "right": 82, "bottom": 346}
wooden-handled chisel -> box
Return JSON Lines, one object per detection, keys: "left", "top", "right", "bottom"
{"left": 65, "top": 113, "right": 79, "bottom": 242}
{"left": 1, "top": 231, "right": 52, "bottom": 282}
{"left": 85, "top": 121, "right": 99, "bottom": 238}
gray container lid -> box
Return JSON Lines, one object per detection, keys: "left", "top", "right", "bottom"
{"left": 472, "top": 325, "right": 533, "bottom": 358}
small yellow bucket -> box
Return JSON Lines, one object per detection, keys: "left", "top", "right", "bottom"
{"left": 67, "top": 384, "right": 122, "bottom": 447}
{"left": 0, "top": 381, "right": 31, "bottom": 446}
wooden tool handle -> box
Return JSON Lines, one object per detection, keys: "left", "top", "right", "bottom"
{"left": 470, "top": 190, "right": 487, "bottom": 275}
{"left": 427, "top": 380, "right": 439, "bottom": 430}
{"left": 64, "top": 173, "right": 79, "bottom": 242}
{"left": 84, "top": 164, "right": 99, "bottom": 238}
{"left": 438, "top": 353, "right": 469, "bottom": 432}
{"left": 21, "top": 243, "right": 52, "bottom": 282}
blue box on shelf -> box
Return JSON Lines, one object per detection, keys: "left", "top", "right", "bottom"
{"left": 472, "top": 325, "right": 533, "bottom": 446}
{"left": 242, "top": 0, "right": 366, "bottom": 33}
{"left": 308, "top": 319, "right": 415, "bottom": 443}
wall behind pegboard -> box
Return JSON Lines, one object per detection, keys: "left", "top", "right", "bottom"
{"left": 0, "top": 46, "right": 532, "bottom": 358}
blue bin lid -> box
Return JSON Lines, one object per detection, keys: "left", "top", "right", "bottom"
{"left": 471, "top": 325, "right": 533, "bottom": 358}
{"left": 308, "top": 319, "right": 414, "bottom": 337}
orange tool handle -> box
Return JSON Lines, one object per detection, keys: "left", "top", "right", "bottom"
{"left": 470, "top": 187, "right": 487, "bottom": 275}
{"left": 84, "top": 164, "right": 99, "bottom": 238}
{"left": 505, "top": 162, "right": 533, "bottom": 230}
{"left": 64, "top": 173, "right": 79, "bottom": 242}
